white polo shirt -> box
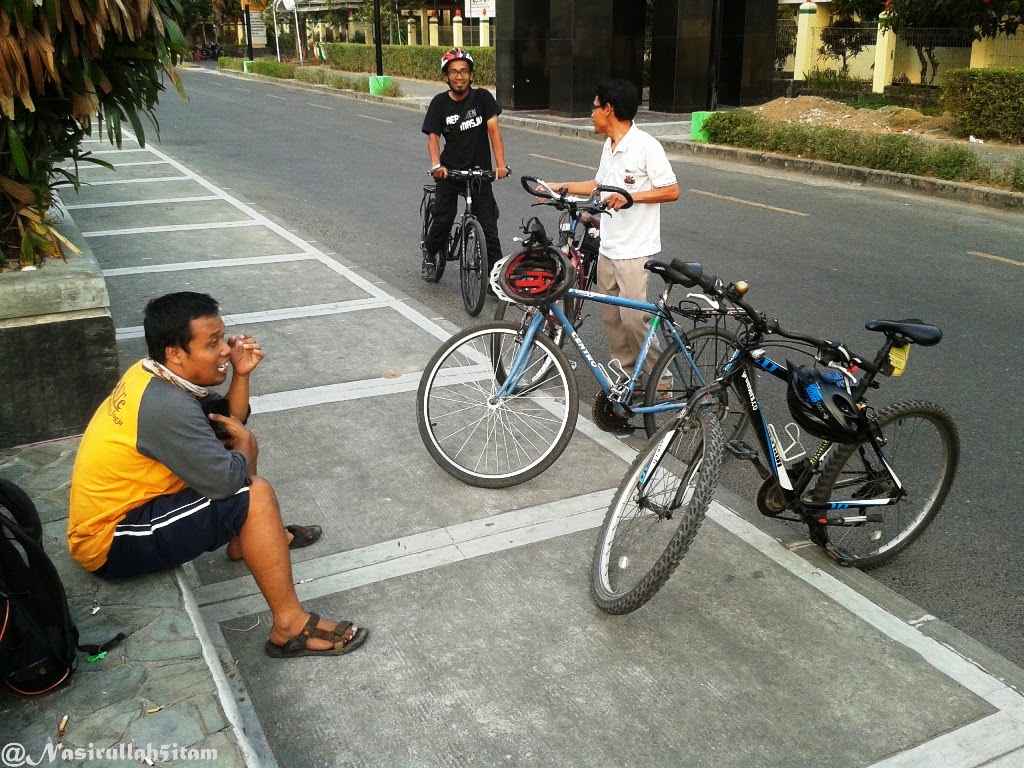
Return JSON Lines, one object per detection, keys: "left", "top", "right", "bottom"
{"left": 595, "top": 124, "right": 677, "bottom": 261}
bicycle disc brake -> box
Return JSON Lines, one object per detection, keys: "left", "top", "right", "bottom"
{"left": 592, "top": 391, "right": 635, "bottom": 434}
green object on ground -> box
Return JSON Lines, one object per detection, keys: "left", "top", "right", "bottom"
{"left": 369, "top": 75, "right": 393, "bottom": 96}
{"left": 691, "top": 111, "right": 713, "bottom": 142}
{"left": 242, "top": 60, "right": 255, "bottom": 74}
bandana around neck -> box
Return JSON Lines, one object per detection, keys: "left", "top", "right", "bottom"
{"left": 142, "top": 358, "right": 209, "bottom": 398}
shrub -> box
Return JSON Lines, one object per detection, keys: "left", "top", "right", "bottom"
{"left": 864, "top": 134, "right": 928, "bottom": 175}
{"left": 926, "top": 145, "right": 988, "bottom": 182}
{"left": 943, "top": 68, "right": 1024, "bottom": 143}
{"left": 1011, "top": 157, "right": 1024, "bottom": 192}
{"left": 219, "top": 57, "right": 245, "bottom": 72}
{"left": 322, "top": 43, "right": 495, "bottom": 85}
{"left": 295, "top": 67, "right": 329, "bottom": 85}
{"left": 249, "top": 60, "right": 296, "bottom": 79}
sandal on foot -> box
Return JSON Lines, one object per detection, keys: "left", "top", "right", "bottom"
{"left": 286, "top": 524, "right": 322, "bottom": 550}
{"left": 264, "top": 612, "right": 369, "bottom": 658}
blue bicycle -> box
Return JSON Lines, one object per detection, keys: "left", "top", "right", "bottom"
{"left": 415, "top": 179, "right": 744, "bottom": 488}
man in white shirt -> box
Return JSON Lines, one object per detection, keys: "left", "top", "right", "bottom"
{"left": 550, "top": 80, "right": 680, "bottom": 391}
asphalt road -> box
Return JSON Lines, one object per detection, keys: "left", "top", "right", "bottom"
{"left": 143, "top": 68, "right": 1023, "bottom": 666}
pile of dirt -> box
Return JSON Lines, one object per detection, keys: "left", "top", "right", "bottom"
{"left": 748, "top": 95, "right": 945, "bottom": 135}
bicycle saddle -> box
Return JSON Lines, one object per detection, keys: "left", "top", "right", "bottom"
{"left": 645, "top": 259, "right": 700, "bottom": 288}
{"left": 865, "top": 319, "right": 942, "bottom": 346}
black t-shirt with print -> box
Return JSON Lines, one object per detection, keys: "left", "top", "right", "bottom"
{"left": 421, "top": 87, "right": 501, "bottom": 171}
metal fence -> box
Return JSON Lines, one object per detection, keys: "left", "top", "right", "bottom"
{"left": 775, "top": 18, "right": 796, "bottom": 75}
{"left": 812, "top": 25, "right": 877, "bottom": 81}
{"left": 892, "top": 28, "right": 974, "bottom": 84}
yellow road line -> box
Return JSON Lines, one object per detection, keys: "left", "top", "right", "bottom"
{"left": 529, "top": 153, "right": 597, "bottom": 171}
{"left": 968, "top": 250, "right": 1023, "bottom": 267}
{"left": 359, "top": 114, "right": 392, "bottom": 123}
{"left": 689, "top": 189, "right": 809, "bottom": 217}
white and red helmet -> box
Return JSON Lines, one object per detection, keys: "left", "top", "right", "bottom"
{"left": 441, "top": 48, "right": 474, "bottom": 74}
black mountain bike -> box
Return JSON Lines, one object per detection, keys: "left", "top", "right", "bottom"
{"left": 419, "top": 167, "right": 496, "bottom": 317}
{"left": 591, "top": 260, "right": 960, "bottom": 614}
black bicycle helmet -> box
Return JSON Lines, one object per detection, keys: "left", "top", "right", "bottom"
{"left": 786, "top": 364, "right": 868, "bottom": 444}
{"left": 496, "top": 246, "right": 575, "bottom": 307}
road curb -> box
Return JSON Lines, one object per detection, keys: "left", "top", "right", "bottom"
{"left": 206, "top": 67, "right": 1023, "bottom": 214}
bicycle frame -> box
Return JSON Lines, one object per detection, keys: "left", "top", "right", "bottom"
{"left": 497, "top": 287, "right": 702, "bottom": 418}
{"left": 718, "top": 345, "right": 906, "bottom": 522}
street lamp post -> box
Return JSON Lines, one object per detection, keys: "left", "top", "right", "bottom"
{"left": 373, "top": 0, "right": 384, "bottom": 76}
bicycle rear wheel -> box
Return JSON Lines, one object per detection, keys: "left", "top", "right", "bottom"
{"left": 460, "top": 219, "right": 487, "bottom": 317}
{"left": 591, "top": 407, "right": 723, "bottom": 614}
{"left": 420, "top": 191, "right": 445, "bottom": 283}
{"left": 416, "top": 321, "right": 580, "bottom": 488}
{"left": 810, "top": 400, "right": 960, "bottom": 569}
{"left": 643, "top": 325, "right": 750, "bottom": 441}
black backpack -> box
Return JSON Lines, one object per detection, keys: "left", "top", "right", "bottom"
{"left": 0, "top": 478, "right": 123, "bottom": 696}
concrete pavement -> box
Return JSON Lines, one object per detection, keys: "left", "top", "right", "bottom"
{"left": 2, "top": 96, "right": 1024, "bottom": 767}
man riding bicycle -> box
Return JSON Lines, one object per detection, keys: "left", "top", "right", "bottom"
{"left": 420, "top": 48, "right": 510, "bottom": 282}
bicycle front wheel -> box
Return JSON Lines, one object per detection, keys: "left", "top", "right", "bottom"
{"left": 460, "top": 219, "right": 488, "bottom": 317}
{"left": 416, "top": 322, "right": 580, "bottom": 488}
{"left": 491, "top": 302, "right": 569, "bottom": 391}
{"left": 591, "top": 407, "right": 723, "bottom": 614}
{"left": 643, "top": 325, "right": 749, "bottom": 442}
{"left": 810, "top": 400, "right": 960, "bottom": 569}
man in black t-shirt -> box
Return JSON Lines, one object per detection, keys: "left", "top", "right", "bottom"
{"left": 420, "top": 48, "right": 509, "bottom": 282}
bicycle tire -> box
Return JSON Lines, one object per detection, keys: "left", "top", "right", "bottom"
{"left": 591, "top": 406, "right": 723, "bottom": 614}
{"left": 643, "top": 325, "right": 750, "bottom": 442}
{"left": 416, "top": 321, "right": 580, "bottom": 488}
{"left": 461, "top": 218, "right": 487, "bottom": 317}
{"left": 421, "top": 193, "right": 445, "bottom": 282}
{"left": 809, "top": 400, "right": 960, "bottom": 569}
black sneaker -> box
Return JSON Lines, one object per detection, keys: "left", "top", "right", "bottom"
{"left": 421, "top": 257, "right": 437, "bottom": 282}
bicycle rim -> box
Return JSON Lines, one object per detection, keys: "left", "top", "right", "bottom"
{"left": 591, "top": 408, "right": 723, "bottom": 614}
{"left": 811, "top": 400, "right": 960, "bottom": 569}
{"left": 461, "top": 220, "right": 487, "bottom": 317}
{"left": 643, "top": 326, "right": 749, "bottom": 442}
{"left": 417, "top": 322, "right": 579, "bottom": 488}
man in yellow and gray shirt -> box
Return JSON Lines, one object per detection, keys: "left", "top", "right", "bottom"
{"left": 69, "top": 292, "right": 368, "bottom": 659}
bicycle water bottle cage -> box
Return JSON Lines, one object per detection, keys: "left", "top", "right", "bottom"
{"left": 607, "top": 359, "right": 631, "bottom": 402}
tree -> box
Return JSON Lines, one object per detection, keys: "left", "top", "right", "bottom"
{"left": 818, "top": 16, "right": 874, "bottom": 76}
{"left": 829, "top": 0, "right": 1022, "bottom": 84}
{"left": 0, "top": 0, "right": 187, "bottom": 268}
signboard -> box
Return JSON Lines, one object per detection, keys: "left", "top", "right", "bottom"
{"left": 466, "top": 0, "right": 496, "bottom": 18}
{"left": 248, "top": 13, "right": 267, "bottom": 46}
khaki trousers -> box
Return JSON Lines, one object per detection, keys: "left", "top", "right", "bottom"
{"left": 596, "top": 255, "right": 662, "bottom": 379}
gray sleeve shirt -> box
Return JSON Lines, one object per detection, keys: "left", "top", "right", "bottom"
{"left": 136, "top": 379, "right": 250, "bottom": 500}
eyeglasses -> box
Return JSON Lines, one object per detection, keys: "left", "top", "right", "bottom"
{"left": 448, "top": 69, "right": 471, "bottom": 78}
{"left": 592, "top": 103, "right": 605, "bottom": 112}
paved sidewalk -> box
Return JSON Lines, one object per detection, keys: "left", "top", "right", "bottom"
{"left": 3, "top": 105, "right": 1024, "bottom": 767}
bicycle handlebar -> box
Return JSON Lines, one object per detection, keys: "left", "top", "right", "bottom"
{"left": 669, "top": 259, "right": 878, "bottom": 373}
{"left": 520, "top": 175, "right": 634, "bottom": 212}
{"left": 446, "top": 168, "right": 498, "bottom": 182}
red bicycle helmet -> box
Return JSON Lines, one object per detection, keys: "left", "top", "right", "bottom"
{"left": 496, "top": 247, "right": 575, "bottom": 307}
{"left": 441, "top": 48, "right": 474, "bottom": 73}
{"left": 786, "top": 364, "right": 869, "bottom": 444}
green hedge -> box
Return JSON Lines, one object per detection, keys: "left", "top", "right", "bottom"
{"left": 219, "top": 57, "right": 245, "bottom": 72}
{"left": 703, "top": 111, "right": 1004, "bottom": 185}
{"left": 942, "top": 68, "right": 1024, "bottom": 143}
{"left": 249, "top": 60, "right": 297, "bottom": 79}
{"left": 321, "top": 43, "right": 495, "bottom": 85}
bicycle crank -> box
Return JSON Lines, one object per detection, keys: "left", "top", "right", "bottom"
{"left": 592, "top": 391, "right": 635, "bottom": 434}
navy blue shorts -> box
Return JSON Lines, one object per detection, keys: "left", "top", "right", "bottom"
{"left": 95, "top": 486, "right": 250, "bottom": 579}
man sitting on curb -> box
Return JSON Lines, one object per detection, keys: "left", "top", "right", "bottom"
{"left": 68, "top": 292, "right": 367, "bottom": 659}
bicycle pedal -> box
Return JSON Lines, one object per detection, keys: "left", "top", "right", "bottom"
{"left": 725, "top": 439, "right": 759, "bottom": 461}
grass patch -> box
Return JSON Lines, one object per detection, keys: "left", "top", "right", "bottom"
{"left": 703, "top": 111, "right": 1008, "bottom": 187}
{"left": 1011, "top": 158, "right": 1024, "bottom": 192}
{"left": 218, "top": 57, "right": 245, "bottom": 72}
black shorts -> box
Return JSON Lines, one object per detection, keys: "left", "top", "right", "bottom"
{"left": 95, "top": 486, "right": 250, "bottom": 579}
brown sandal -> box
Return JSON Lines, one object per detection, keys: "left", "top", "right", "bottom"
{"left": 264, "top": 612, "right": 369, "bottom": 658}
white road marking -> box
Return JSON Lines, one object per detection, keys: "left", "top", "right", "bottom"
{"left": 65, "top": 195, "right": 220, "bottom": 210}
{"left": 359, "top": 114, "right": 392, "bottom": 123}
{"left": 529, "top": 153, "right": 597, "bottom": 171}
{"left": 82, "top": 220, "right": 262, "bottom": 238}
{"left": 103, "top": 252, "right": 313, "bottom": 276}
{"left": 968, "top": 250, "right": 1023, "bottom": 267}
{"left": 689, "top": 188, "right": 810, "bottom": 216}
{"left": 306, "top": 103, "right": 332, "bottom": 109}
